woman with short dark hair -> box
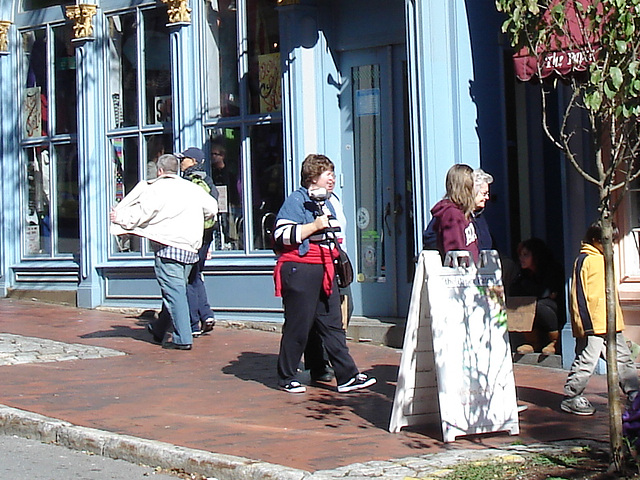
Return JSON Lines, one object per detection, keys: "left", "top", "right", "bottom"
{"left": 272, "top": 154, "right": 376, "bottom": 394}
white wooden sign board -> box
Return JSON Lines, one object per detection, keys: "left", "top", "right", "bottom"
{"left": 390, "top": 250, "right": 519, "bottom": 442}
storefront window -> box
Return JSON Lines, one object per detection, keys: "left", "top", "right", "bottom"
{"left": 203, "top": 0, "right": 239, "bottom": 117}
{"left": 107, "top": 6, "right": 173, "bottom": 257}
{"left": 247, "top": 0, "right": 281, "bottom": 115}
{"left": 21, "top": 25, "right": 79, "bottom": 258}
{"left": 203, "top": 0, "right": 283, "bottom": 253}
{"left": 249, "top": 124, "right": 283, "bottom": 249}
{"left": 208, "top": 128, "right": 242, "bottom": 250}
{"left": 53, "top": 24, "right": 77, "bottom": 135}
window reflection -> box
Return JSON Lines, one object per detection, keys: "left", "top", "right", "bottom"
{"left": 23, "top": 29, "right": 48, "bottom": 138}
{"left": 107, "top": 13, "right": 138, "bottom": 128}
{"left": 250, "top": 124, "right": 283, "bottom": 250}
{"left": 143, "top": 9, "right": 171, "bottom": 126}
{"left": 111, "top": 136, "right": 141, "bottom": 254}
{"left": 53, "top": 24, "right": 77, "bottom": 135}
{"left": 204, "top": 0, "right": 239, "bottom": 117}
{"left": 55, "top": 144, "right": 79, "bottom": 254}
{"left": 25, "top": 147, "right": 52, "bottom": 255}
{"left": 208, "top": 128, "right": 242, "bottom": 250}
{"left": 247, "top": 0, "right": 281, "bottom": 114}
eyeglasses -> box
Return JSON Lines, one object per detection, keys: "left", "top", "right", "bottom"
{"left": 478, "top": 191, "right": 490, "bottom": 198}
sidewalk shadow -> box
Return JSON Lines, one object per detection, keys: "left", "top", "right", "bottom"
{"left": 221, "top": 351, "right": 280, "bottom": 390}
{"left": 79, "top": 324, "right": 156, "bottom": 344}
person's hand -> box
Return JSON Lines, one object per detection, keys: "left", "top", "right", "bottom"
{"left": 314, "top": 214, "right": 330, "bottom": 232}
{"left": 109, "top": 207, "right": 117, "bottom": 223}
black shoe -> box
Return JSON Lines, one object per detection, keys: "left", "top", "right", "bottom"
{"left": 201, "top": 317, "right": 215, "bottom": 334}
{"left": 146, "top": 324, "right": 163, "bottom": 343}
{"left": 162, "top": 342, "right": 192, "bottom": 350}
{"left": 311, "top": 371, "right": 335, "bottom": 383}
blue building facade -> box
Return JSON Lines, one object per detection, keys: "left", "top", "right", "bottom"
{"left": 2, "top": 0, "right": 615, "bottom": 340}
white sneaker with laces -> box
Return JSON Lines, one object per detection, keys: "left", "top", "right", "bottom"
{"left": 282, "top": 380, "right": 306, "bottom": 394}
{"left": 337, "top": 373, "right": 376, "bottom": 393}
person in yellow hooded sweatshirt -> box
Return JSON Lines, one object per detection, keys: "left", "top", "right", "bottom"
{"left": 561, "top": 223, "right": 639, "bottom": 415}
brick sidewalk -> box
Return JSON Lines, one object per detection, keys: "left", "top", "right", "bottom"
{"left": 0, "top": 298, "right": 610, "bottom": 473}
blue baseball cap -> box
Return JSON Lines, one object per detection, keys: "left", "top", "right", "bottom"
{"left": 178, "top": 147, "right": 206, "bottom": 163}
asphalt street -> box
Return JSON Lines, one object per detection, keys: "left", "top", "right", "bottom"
{"left": 0, "top": 434, "right": 180, "bottom": 479}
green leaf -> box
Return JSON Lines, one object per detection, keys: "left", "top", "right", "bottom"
{"left": 611, "top": 67, "right": 624, "bottom": 90}
{"left": 615, "top": 40, "right": 627, "bottom": 53}
{"left": 585, "top": 90, "right": 603, "bottom": 111}
{"left": 604, "top": 81, "right": 616, "bottom": 99}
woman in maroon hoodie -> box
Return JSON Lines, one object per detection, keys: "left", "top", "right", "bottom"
{"left": 430, "top": 164, "right": 479, "bottom": 263}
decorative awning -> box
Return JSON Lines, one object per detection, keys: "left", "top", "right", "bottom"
{"left": 512, "top": 0, "right": 599, "bottom": 81}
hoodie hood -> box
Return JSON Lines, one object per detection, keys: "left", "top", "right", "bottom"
{"left": 431, "top": 198, "right": 461, "bottom": 219}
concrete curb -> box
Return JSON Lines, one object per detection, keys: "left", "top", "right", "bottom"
{"left": 0, "top": 405, "right": 310, "bottom": 480}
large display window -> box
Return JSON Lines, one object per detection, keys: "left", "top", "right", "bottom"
{"left": 107, "top": 6, "right": 173, "bottom": 257}
{"left": 20, "top": 24, "right": 79, "bottom": 258}
{"left": 203, "top": 0, "right": 283, "bottom": 253}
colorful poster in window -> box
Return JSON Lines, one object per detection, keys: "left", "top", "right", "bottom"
{"left": 24, "top": 87, "right": 42, "bottom": 138}
{"left": 258, "top": 53, "right": 281, "bottom": 113}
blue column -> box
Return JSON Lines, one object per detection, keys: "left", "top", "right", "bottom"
{"left": 0, "top": 12, "right": 20, "bottom": 297}
{"left": 278, "top": 2, "right": 341, "bottom": 190}
{"left": 405, "top": 0, "right": 480, "bottom": 242}
{"left": 169, "top": 14, "right": 203, "bottom": 152}
{"left": 75, "top": 14, "right": 108, "bottom": 308}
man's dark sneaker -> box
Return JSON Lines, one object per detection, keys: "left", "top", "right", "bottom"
{"left": 202, "top": 318, "right": 215, "bottom": 334}
{"left": 282, "top": 380, "right": 306, "bottom": 393}
{"left": 161, "top": 342, "right": 192, "bottom": 350}
{"left": 146, "top": 323, "right": 163, "bottom": 344}
{"left": 191, "top": 329, "right": 203, "bottom": 338}
{"left": 561, "top": 396, "right": 596, "bottom": 416}
{"left": 310, "top": 370, "right": 335, "bottom": 383}
{"left": 337, "top": 373, "right": 376, "bottom": 393}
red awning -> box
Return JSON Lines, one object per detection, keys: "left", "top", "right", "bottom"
{"left": 512, "top": 0, "right": 599, "bottom": 81}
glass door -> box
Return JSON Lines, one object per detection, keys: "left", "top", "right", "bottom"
{"left": 340, "top": 46, "right": 413, "bottom": 318}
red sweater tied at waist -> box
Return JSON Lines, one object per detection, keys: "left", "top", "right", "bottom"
{"left": 273, "top": 243, "right": 337, "bottom": 297}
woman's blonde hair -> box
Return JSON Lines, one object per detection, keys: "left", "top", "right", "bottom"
{"left": 445, "top": 164, "right": 475, "bottom": 219}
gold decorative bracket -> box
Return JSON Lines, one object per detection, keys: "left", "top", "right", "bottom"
{"left": 0, "top": 20, "right": 12, "bottom": 55}
{"left": 161, "top": 0, "right": 192, "bottom": 25}
{"left": 65, "top": 4, "right": 98, "bottom": 41}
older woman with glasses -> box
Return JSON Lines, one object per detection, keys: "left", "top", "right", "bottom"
{"left": 272, "top": 154, "right": 376, "bottom": 394}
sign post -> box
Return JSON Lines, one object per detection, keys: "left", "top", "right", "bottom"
{"left": 390, "top": 250, "right": 519, "bottom": 442}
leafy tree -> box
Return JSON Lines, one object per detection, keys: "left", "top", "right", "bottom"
{"left": 495, "top": 0, "right": 640, "bottom": 470}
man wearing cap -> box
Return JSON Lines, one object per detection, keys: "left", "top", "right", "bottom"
{"left": 177, "top": 147, "right": 219, "bottom": 337}
{"left": 110, "top": 153, "right": 218, "bottom": 350}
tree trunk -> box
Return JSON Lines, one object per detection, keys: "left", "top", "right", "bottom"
{"left": 602, "top": 215, "right": 623, "bottom": 470}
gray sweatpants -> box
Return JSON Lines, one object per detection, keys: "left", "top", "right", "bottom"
{"left": 564, "top": 332, "right": 639, "bottom": 400}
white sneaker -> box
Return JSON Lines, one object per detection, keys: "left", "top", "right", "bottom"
{"left": 282, "top": 380, "right": 306, "bottom": 394}
{"left": 337, "top": 373, "right": 376, "bottom": 393}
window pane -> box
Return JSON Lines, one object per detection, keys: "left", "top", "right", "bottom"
{"left": 247, "top": 0, "right": 280, "bottom": 115}
{"left": 249, "top": 123, "right": 283, "bottom": 250}
{"left": 111, "top": 136, "right": 142, "bottom": 254}
{"left": 23, "top": 29, "right": 48, "bottom": 139}
{"left": 208, "top": 128, "right": 243, "bottom": 250}
{"left": 145, "top": 133, "right": 173, "bottom": 180}
{"left": 143, "top": 9, "right": 171, "bottom": 126}
{"left": 53, "top": 24, "right": 77, "bottom": 135}
{"left": 204, "top": 0, "right": 239, "bottom": 118}
{"left": 55, "top": 144, "right": 79, "bottom": 254}
{"left": 25, "top": 147, "right": 52, "bottom": 255}
{"left": 107, "top": 13, "right": 138, "bottom": 128}
{"left": 23, "top": 0, "right": 73, "bottom": 11}
{"left": 352, "top": 64, "right": 384, "bottom": 281}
